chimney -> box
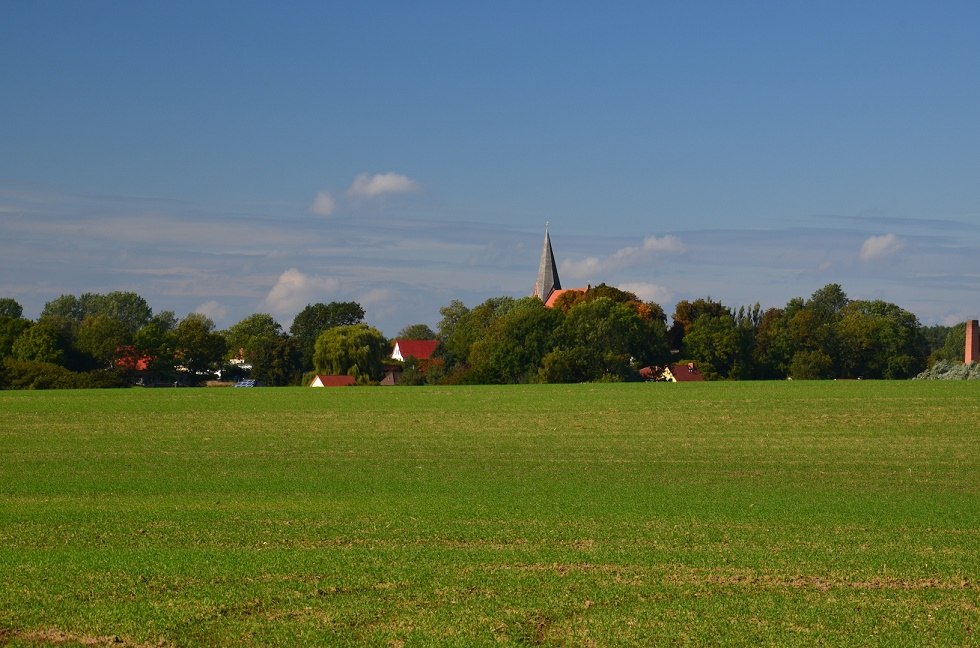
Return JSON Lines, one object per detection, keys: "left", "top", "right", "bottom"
{"left": 967, "top": 320, "right": 980, "bottom": 364}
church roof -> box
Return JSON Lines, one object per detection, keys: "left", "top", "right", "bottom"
{"left": 533, "top": 228, "right": 561, "bottom": 301}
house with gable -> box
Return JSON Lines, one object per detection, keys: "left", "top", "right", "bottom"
{"left": 309, "top": 374, "right": 357, "bottom": 387}
{"left": 391, "top": 339, "right": 439, "bottom": 363}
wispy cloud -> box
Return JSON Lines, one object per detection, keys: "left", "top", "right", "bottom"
{"left": 561, "top": 235, "right": 686, "bottom": 279}
{"left": 618, "top": 282, "right": 672, "bottom": 304}
{"left": 262, "top": 268, "right": 341, "bottom": 315}
{"left": 194, "top": 300, "right": 228, "bottom": 322}
{"left": 859, "top": 233, "right": 904, "bottom": 262}
{"left": 309, "top": 191, "right": 336, "bottom": 216}
{"left": 347, "top": 172, "right": 420, "bottom": 199}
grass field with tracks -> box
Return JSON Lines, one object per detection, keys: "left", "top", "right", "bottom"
{"left": 1, "top": 382, "right": 977, "bottom": 645}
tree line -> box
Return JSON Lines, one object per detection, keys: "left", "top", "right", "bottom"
{"left": 0, "top": 283, "right": 966, "bottom": 389}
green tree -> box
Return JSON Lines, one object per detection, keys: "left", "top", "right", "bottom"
{"left": 224, "top": 313, "right": 283, "bottom": 362}
{"left": 683, "top": 313, "right": 742, "bottom": 380}
{"left": 290, "top": 302, "right": 365, "bottom": 369}
{"left": 555, "top": 297, "right": 669, "bottom": 381}
{"left": 41, "top": 291, "right": 152, "bottom": 334}
{"left": 0, "top": 315, "right": 31, "bottom": 361}
{"left": 669, "top": 298, "right": 729, "bottom": 351}
{"left": 836, "top": 300, "right": 927, "bottom": 379}
{"left": 396, "top": 323, "right": 437, "bottom": 340}
{"left": 76, "top": 314, "right": 131, "bottom": 369}
{"left": 538, "top": 347, "right": 597, "bottom": 383}
{"left": 0, "top": 298, "right": 23, "bottom": 319}
{"left": 752, "top": 307, "right": 791, "bottom": 378}
{"left": 40, "top": 294, "right": 82, "bottom": 321}
{"left": 251, "top": 336, "right": 304, "bottom": 386}
{"left": 789, "top": 349, "right": 835, "bottom": 380}
{"left": 437, "top": 297, "right": 516, "bottom": 375}
{"left": 12, "top": 322, "right": 66, "bottom": 365}
{"left": 467, "top": 297, "right": 563, "bottom": 383}
{"left": 925, "top": 323, "right": 966, "bottom": 365}
{"left": 169, "top": 313, "right": 227, "bottom": 376}
{"left": 313, "top": 323, "right": 387, "bottom": 382}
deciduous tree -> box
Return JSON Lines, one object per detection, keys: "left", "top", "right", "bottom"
{"left": 290, "top": 302, "right": 365, "bottom": 369}
{"left": 169, "top": 313, "right": 227, "bottom": 376}
{"left": 313, "top": 323, "right": 387, "bottom": 382}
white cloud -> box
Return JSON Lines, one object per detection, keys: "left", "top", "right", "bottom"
{"left": 347, "top": 172, "right": 420, "bottom": 198}
{"left": 561, "top": 235, "right": 686, "bottom": 279}
{"left": 859, "top": 233, "right": 904, "bottom": 262}
{"left": 263, "top": 268, "right": 340, "bottom": 315}
{"left": 194, "top": 300, "right": 228, "bottom": 322}
{"left": 359, "top": 287, "right": 393, "bottom": 306}
{"left": 309, "top": 191, "right": 336, "bottom": 216}
{"left": 618, "top": 282, "right": 672, "bottom": 304}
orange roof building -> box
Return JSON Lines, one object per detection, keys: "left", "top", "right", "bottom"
{"left": 309, "top": 375, "right": 357, "bottom": 387}
{"left": 391, "top": 339, "right": 439, "bottom": 362}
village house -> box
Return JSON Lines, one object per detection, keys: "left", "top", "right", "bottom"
{"left": 309, "top": 375, "right": 357, "bottom": 387}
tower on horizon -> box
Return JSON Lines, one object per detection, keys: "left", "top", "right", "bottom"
{"left": 533, "top": 225, "right": 561, "bottom": 302}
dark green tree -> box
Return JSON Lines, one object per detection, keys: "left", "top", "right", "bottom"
{"left": 251, "top": 336, "right": 304, "bottom": 386}
{"left": 0, "top": 315, "right": 31, "bottom": 361}
{"left": 0, "top": 298, "right": 23, "bottom": 319}
{"left": 169, "top": 313, "right": 227, "bottom": 376}
{"left": 437, "top": 297, "right": 516, "bottom": 375}
{"left": 836, "top": 300, "right": 927, "bottom": 379}
{"left": 555, "top": 297, "right": 669, "bottom": 381}
{"left": 223, "top": 313, "right": 283, "bottom": 362}
{"left": 396, "top": 323, "right": 437, "bottom": 340}
{"left": 41, "top": 291, "right": 152, "bottom": 335}
{"left": 789, "top": 349, "right": 835, "bottom": 380}
{"left": 683, "top": 313, "right": 742, "bottom": 380}
{"left": 11, "top": 321, "right": 67, "bottom": 365}
{"left": 290, "top": 302, "right": 365, "bottom": 369}
{"left": 670, "top": 298, "right": 730, "bottom": 351}
{"left": 40, "top": 294, "right": 82, "bottom": 321}
{"left": 467, "top": 297, "right": 563, "bottom": 383}
{"left": 76, "top": 314, "right": 131, "bottom": 369}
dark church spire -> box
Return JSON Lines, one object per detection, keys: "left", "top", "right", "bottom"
{"left": 533, "top": 223, "right": 561, "bottom": 301}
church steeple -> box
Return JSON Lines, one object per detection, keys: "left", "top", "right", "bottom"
{"left": 533, "top": 224, "right": 561, "bottom": 302}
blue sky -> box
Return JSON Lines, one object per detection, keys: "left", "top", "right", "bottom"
{"left": 3, "top": 1, "right": 979, "bottom": 335}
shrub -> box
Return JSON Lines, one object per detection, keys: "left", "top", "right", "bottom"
{"left": 914, "top": 360, "right": 980, "bottom": 380}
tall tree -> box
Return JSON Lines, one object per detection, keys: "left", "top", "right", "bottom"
{"left": 467, "top": 297, "right": 563, "bottom": 383}
{"left": 11, "top": 321, "right": 66, "bottom": 365}
{"left": 290, "top": 302, "right": 365, "bottom": 369}
{"left": 41, "top": 292, "right": 152, "bottom": 334}
{"left": 396, "top": 323, "right": 437, "bottom": 340}
{"left": 437, "top": 297, "right": 516, "bottom": 375}
{"left": 0, "top": 315, "right": 31, "bottom": 361}
{"left": 836, "top": 300, "right": 927, "bottom": 379}
{"left": 555, "top": 297, "right": 669, "bottom": 381}
{"left": 169, "top": 313, "right": 227, "bottom": 376}
{"left": 0, "top": 298, "right": 23, "bottom": 319}
{"left": 313, "top": 323, "right": 387, "bottom": 381}
{"left": 683, "top": 313, "right": 743, "bottom": 380}
{"left": 76, "top": 314, "right": 131, "bottom": 369}
{"left": 224, "top": 313, "right": 283, "bottom": 362}
{"left": 251, "top": 336, "right": 304, "bottom": 386}
{"left": 670, "top": 298, "right": 730, "bottom": 351}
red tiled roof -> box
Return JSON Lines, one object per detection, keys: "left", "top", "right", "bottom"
{"left": 670, "top": 363, "right": 704, "bottom": 382}
{"left": 311, "top": 375, "right": 357, "bottom": 387}
{"left": 544, "top": 288, "right": 587, "bottom": 308}
{"left": 393, "top": 339, "right": 439, "bottom": 361}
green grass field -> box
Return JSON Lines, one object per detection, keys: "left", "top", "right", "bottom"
{"left": 1, "top": 382, "right": 977, "bottom": 646}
